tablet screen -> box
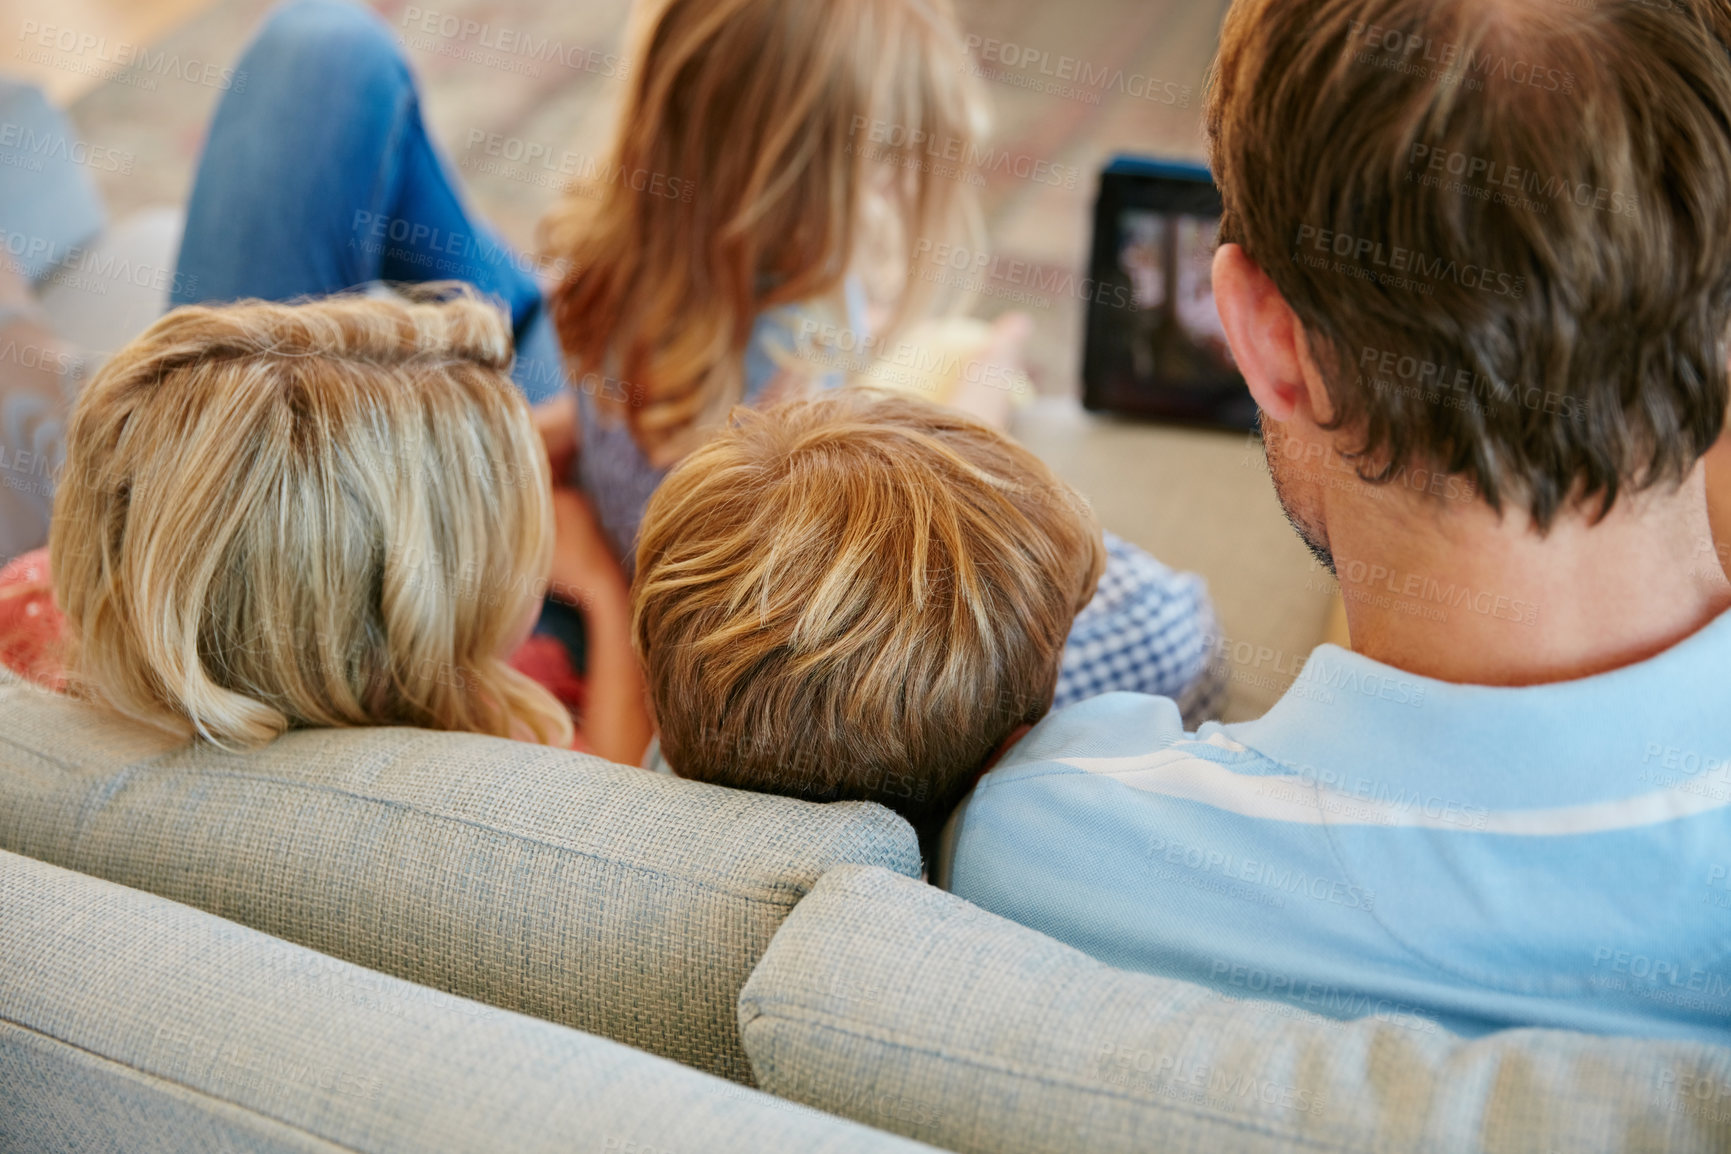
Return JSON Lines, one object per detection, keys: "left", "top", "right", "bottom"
{"left": 1082, "top": 158, "right": 1256, "bottom": 431}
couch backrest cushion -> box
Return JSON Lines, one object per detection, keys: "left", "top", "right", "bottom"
{"left": 0, "top": 849, "right": 933, "bottom": 1154}
{"left": 0, "top": 674, "right": 920, "bottom": 1082}
{"left": 739, "top": 866, "right": 1731, "bottom": 1154}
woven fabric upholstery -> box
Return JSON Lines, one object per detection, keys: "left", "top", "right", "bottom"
{"left": 0, "top": 672, "right": 920, "bottom": 1083}
{"left": 0, "top": 849, "right": 934, "bottom": 1154}
{"left": 740, "top": 867, "right": 1731, "bottom": 1154}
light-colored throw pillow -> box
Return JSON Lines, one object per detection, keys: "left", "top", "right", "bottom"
{"left": 0, "top": 672, "right": 920, "bottom": 1083}
{"left": 740, "top": 866, "right": 1731, "bottom": 1154}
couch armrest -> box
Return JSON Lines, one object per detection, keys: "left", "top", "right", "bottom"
{"left": 1, "top": 849, "right": 934, "bottom": 1154}
{"left": 740, "top": 866, "right": 1731, "bottom": 1154}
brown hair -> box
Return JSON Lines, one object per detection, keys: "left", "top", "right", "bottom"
{"left": 1207, "top": 0, "right": 1731, "bottom": 528}
{"left": 51, "top": 290, "right": 572, "bottom": 748}
{"left": 631, "top": 391, "right": 1104, "bottom": 832}
{"left": 543, "top": 0, "right": 987, "bottom": 468}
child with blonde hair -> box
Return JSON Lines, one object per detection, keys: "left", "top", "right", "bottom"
{"left": 0, "top": 292, "right": 585, "bottom": 751}
{"left": 543, "top": 0, "right": 993, "bottom": 511}
{"left": 633, "top": 390, "right": 1105, "bottom": 851}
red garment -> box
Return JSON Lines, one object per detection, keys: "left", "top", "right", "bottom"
{"left": 507, "top": 634, "right": 590, "bottom": 754}
{"left": 507, "top": 635, "right": 585, "bottom": 707}
{"left": 0, "top": 548, "right": 65, "bottom": 690}
{"left": 0, "top": 548, "right": 587, "bottom": 749}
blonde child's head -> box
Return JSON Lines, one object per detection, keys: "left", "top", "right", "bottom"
{"left": 632, "top": 391, "right": 1104, "bottom": 833}
{"left": 545, "top": 0, "right": 989, "bottom": 467}
{"left": 51, "top": 290, "right": 572, "bottom": 749}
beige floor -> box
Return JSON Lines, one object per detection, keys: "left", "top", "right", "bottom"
{"left": 1, "top": 0, "right": 225, "bottom": 103}
{"left": 9, "top": 0, "right": 1345, "bottom": 722}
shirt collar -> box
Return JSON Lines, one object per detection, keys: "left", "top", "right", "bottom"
{"left": 1223, "top": 609, "right": 1731, "bottom": 810}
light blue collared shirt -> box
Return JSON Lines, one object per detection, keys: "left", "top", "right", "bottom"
{"left": 941, "top": 611, "right": 1731, "bottom": 1043}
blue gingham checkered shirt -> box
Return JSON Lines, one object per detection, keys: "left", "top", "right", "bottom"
{"left": 1054, "top": 532, "right": 1224, "bottom": 726}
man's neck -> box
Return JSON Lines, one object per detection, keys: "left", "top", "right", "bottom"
{"left": 1326, "top": 466, "right": 1731, "bottom": 687}
{"left": 1705, "top": 435, "right": 1731, "bottom": 577}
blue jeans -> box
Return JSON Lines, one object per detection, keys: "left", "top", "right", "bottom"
{"left": 170, "top": 0, "right": 565, "bottom": 404}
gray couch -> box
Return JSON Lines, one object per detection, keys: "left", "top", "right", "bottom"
{"left": 0, "top": 669, "right": 919, "bottom": 1083}
{"left": 0, "top": 849, "right": 928, "bottom": 1154}
{"left": 742, "top": 867, "right": 1731, "bottom": 1153}
{"left": 4, "top": 672, "right": 1729, "bottom": 1152}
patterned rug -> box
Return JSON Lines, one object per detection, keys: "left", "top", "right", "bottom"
{"left": 66, "top": 0, "right": 1228, "bottom": 397}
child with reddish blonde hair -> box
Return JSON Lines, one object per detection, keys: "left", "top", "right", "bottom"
{"left": 633, "top": 390, "right": 1105, "bottom": 850}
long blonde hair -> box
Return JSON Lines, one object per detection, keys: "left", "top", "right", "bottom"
{"left": 50, "top": 290, "right": 573, "bottom": 748}
{"left": 544, "top": 0, "right": 988, "bottom": 467}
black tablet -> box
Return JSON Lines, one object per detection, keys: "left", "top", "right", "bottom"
{"left": 1081, "top": 156, "right": 1255, "bottom": 431}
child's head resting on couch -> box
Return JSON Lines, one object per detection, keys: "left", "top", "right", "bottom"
{"left": 631, "top": 390, "right": 1105, "bottom": 839}
{"left": 49, "top": 289, "right": 572, "bottom": 749}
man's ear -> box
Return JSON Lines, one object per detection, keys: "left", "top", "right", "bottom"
{"left": 1213, "top": 243, "right": 1311, "bottom": 423}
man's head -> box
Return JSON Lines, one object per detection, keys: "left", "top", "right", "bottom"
{"left": 632, "top": 390, "right": 1104, "bottom": 834}
{"left": 1206, "top": 0, "right": 1731, "bottom": 561}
